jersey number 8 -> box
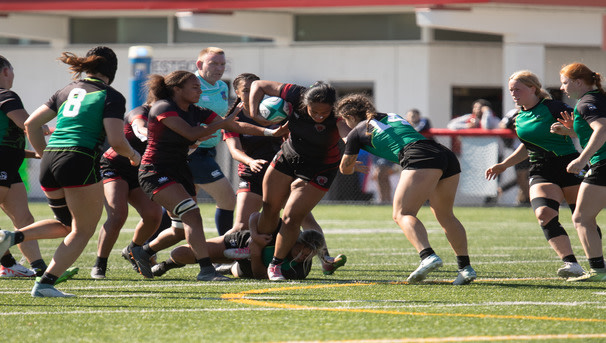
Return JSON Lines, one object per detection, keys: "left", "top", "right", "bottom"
{"left": 63, "top": 88, "right": 87, "bottom": 118}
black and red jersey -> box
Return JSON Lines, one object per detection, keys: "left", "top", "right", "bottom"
{"left": 103, "top": 104, "right": 151, "bottom": 162}
{"left": 278, "top": 83, "right": 341, "bottom": 164}
{"left": 142, "top": 99, "right": 217, "bottom": 165}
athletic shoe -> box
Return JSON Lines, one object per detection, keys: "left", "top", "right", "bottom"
{"left": 267, "top": 263, "right": 285, "bottom": 281}
{"left": 90, "top": 266, "right": 106, "bottom": 279}
{"left": 452, "top": 265, "right": 477, "bottom": 285}
{"left": 0, "top": 230, "right": 15, "bottom": 257}
{"left": 557, "top": 262, "right": 585, "bottom": 278}
{"left": 151, "top": 262, "right": 167, "bottom": 277}
{"left": 130, "top": 245, "right": 153, "bottom": 278}
{"left": 223, "top": 247, "right": 250, "bottom": 259}
{"left": 322, "top": 254, "right": 347, "bottom": 275}
{"left": 214, "top": 262, "right": 236, "bottom": 275}
{"left": 31, "top": 282, "right": 75, "bottom": 298}
{"left": 121, "top": 246, "right": 139, "bottom": 272}
{"left": 406, "top": 254, "right": 443, "bottom": 283}
{"left": 55, "top": 267, "right": 79, "bottom": 285}
{"left": 567, "top": 268, "right": 606, "bottom": 282}
{"left": 196, "top": 266, "right": 231, "bottom": 281}
{"left": 0, "top": 263, "right": 36, "bottom": 277}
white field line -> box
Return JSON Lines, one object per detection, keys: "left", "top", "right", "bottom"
{"left": 277, "top": 333, "right": 606, "bottom": 343}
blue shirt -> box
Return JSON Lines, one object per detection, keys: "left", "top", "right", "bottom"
{"left": 195, "top": 70, "right": 229, "bottom": 149}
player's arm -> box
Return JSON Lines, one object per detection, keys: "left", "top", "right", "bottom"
{"left": 568, "top": 118, "right": 606, "bottom": 174}
{"left": 24, "top": 105, "right": 56, "bottom": 157}
{"left": 104, "top": 118, "right": 140, "bottom": 166}
{"left": 340, "top": 154, "right": 359, "bottom": 175}
{"left": 225, "top": 136, "right": 268, "bottom": 173}
{"left": 248, "top": 80, "right": 283, "bottom": 121}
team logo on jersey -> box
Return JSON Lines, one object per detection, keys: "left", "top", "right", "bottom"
{"left": 587, "top": 104, "right": 598, "bottom": 112}
{"left": 0, "top": 171, "right": 6, "bottom": 181}
{"left": 158, "top": 176, "right": 169, "bottom": 184}
{"left": 221, "top": 91, "right": 227, "bottom": 101}
{"left": 228, "top": 237, "right": 237, "bottom": 247}
{"left": 102, "top": 170, "right": 116, "bottom": 178}
{"left": 315, "top": 175, "right": 328, "bottom": 186}
{"left": 314, "top": 124, "right": 326, "bottom": 133}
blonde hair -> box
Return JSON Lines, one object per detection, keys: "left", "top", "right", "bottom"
{"left": 198, "top": 47, "right": 225, "bottom": 61}
{"left": 509, "top": 70, "right": 551, "bottom": 100}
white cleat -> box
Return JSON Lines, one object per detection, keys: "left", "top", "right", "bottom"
{"left": 407, "top": 254, "right": 443, "bottom": 283}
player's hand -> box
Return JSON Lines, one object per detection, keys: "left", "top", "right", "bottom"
{"left": 249, "top": 159, "right": 268, "bottom": 173}
{"left": 485, "top": 163, "right": 506, "bottom": 180}
{"left": 557, "top": 111, "right": 574, "bottom": 129}
{"left": 129, "top": 150, "right": 141, "bottom": 166}
{"left": 353, "top": 161, "right": 369, "bottom": 174}
{"left": 566, "top": 157, "right": 587, "bottom": 175}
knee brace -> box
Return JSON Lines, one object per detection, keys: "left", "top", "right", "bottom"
{"left": 531, "top": 197, "right": 560, "bottom": 212}
{"left": 541, "top": 216, "right": 568, "bottom": 240}
{"left": 48, "top": 198, "right": 71, "bottom": 226}
{"left": 173, "top": 198, "right": 198, "bottom": 219}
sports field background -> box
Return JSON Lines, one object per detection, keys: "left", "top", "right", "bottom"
{"left": 1, "top": 202, "right": 605, "bottom": 342}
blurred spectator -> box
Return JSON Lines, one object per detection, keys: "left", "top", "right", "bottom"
{"left": 498, "top": 108, "right": 530, "bottom": 206}
{"left": 447, "top": 99, "right": 500, "bottom": 129}
{"left": 405, "top": 108, "right": 432, "bottom": 135}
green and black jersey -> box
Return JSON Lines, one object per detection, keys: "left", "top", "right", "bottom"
{"left": 572, "top": 90, "right": 606, "bottom": 165}
{"left": 0, "top": 88, "right": 26, "bottom": 150}
{"left": 344, "top": 112, "right": 426, "bottom": 162}
{"left": 44, "top": 78, "right": 126, "bottom": 151}
{"left": 515, "top": 99, "right": 577, "bottom": 163}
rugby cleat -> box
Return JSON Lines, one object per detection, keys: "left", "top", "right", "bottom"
{"left": 0, "top": 263, "right": 36, "bottom": 278}
{"left": 566, "top": 268, "right": 606, "bottom": 282}
{"left": 267, "top": 263, "right": 285, "bottom": 281}
{"left": 90, "top": 266, "right": 106, "bottom": 279}
{"left": 31, "top": 282, "right": 75, "bottom": 298}
{"left": 55, "top": 267, "right": 79, "bottom": 285}
{"left": 452, "top": 265, "right": 477, "bottom": 285}
{"left": 121, "top": 246, "right": 139, "bottom": 272}
{"left": 322, "top": 254, "right": 347, "bottom": 275}
{"left": 130, "top": 245, "right": 154, "bottom": 278}
{"left": 0, "top": 230, "right": 15, "bottom": 257}
{"left": 406, "top": 254, "right": 443, "bottom": 283}
{"left": 557, "top": 262, "right": 585, "bottom": 279}
{"left": 196, "top": 266, "right": 231, "bottom": 281}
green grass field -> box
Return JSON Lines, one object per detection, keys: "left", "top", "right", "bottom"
{"left": 1, "top": 203, "right": 605, "bottom": 343}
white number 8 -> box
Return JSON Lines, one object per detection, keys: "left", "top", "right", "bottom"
{"left": 63, "top": 88, "right": 87, "bottom": 118}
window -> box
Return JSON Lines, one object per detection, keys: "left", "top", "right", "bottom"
{"left": 434, "top": 29, "right": 502, "bottom": 42}
{"left": 71, "top": 18, "right": 167, "bottom": 44}
{"left": 296, "top": 14, "right": 421, "bottom": 41}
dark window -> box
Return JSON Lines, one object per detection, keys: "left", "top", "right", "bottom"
{"left": 296, "top": 14, "right": 420, "bottom": 41}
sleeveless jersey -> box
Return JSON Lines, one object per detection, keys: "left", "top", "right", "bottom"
{"left": 515, "top": 99, "right": 577, "bottom": 163}
{"left": 195, "top": 71, "right": 228, "bottom": 149}
{"left": 45, "top": 78, "right": 125, "bottom": 151}
{"left": 572, "top": 90, "right": 606, "bottom": 165}
{"left": 143, "top": 99, "right": 218, "bottom": 166}
{"left": 279, "top": 83, "right": 342, "bottom": 164}
{"left": 0, "top": 89, "right": 26, "bottom": 150}
{"left": 344, "top": 112, "right": 426, "bottom": 162}
{"left": 103, "top": 104, "right": 150, "bottom": 163}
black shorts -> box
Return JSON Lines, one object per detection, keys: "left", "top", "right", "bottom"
{"left": 529, "top": 154, "right": 583, "bottom": 188}
{"left": 0, "top": 147, "right": 24, "bottom": 188}
{"left": 270, "top": 150, "right": 339, "bottom": 191}
{"left": 223, "top": 231, "right": 251, "bottom": 249}
{"left": 583, "top": 159, "right": 606, "bottom": 186}
{"left": 138, "top": 163, "right": 196, "bottom": 199}
{"left": 100, "top": 156, "right": 140, "bottom": 190}
{"left": 188, "top": 147, "right": 225, "bottom": 185}
{"left": 39, "top": 147, "right": 101, "bottom": 191}
{"left": 399, "top": 140, "right": 461, "bottom": 180}
{"left": 237, "top": 165, "right": 267, "bottom": 196}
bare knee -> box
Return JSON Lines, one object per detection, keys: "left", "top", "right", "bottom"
{"left": 535, "top": 207, "right": 557, "bottom": 226}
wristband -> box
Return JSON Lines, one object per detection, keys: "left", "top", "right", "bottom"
{"left": 263, "top": 128, "right": 276, "bottom": 137}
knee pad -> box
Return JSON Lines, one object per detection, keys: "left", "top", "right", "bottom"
{"left": 531, "top": 197, "right": 560, "bottom": 212}
{"left": 48, "top": 198, "right": 71, "bottom": 226}
{"left": 541, "top": 216, "right": 568, "bottom": 240}
{"left": 173, "top": 198, "right": 198, "bottom": 220}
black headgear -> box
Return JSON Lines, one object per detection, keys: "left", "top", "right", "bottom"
{"left": 86, "top": 46, "right": 117, "bottom": 85}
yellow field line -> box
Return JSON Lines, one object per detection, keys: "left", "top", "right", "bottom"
{"left": 221, "top": 282, "right": 606, "bottom": 323}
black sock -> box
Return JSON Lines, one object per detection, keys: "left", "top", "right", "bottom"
{"left": 39, "top": 273, "right": 58, "bottom": 285}
{"left": 562, "top": 254, "right": 578, "bottom": 263}
{"left": 270, "top": 257, "right": 284, "bottom": 266}
{"left": 128, "top": 241, "right": 138, "bottom": 250}
{"left": 456, "top": 256, "right": 471, "bottom": 269}
{"left": 94, "top": 257, "right": 108, "bottom": 269}
{"left": 142, "top": 244, "right": 157, "bottom": 256}
{"left": 164, "top": 259, "right": 185, "bottom": 270}
{"left": 196, "top": 257, "right": 213, "bottom": 269}
{"left": 0, "top": 253, "right": 16, "bottom": 267}
{"left": 588, "top": 256, "right": 605, "bottom": 270}
{"left": 13, "top": 231, "right": 24, "bottom": 245}
{"left": 419, "top": 248, "right": 435, "bottom": 260}
{"left": 30, "top": 259, "right": 47, "bottom": 276}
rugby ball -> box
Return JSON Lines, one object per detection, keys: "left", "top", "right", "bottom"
{"left": 259, "top": 96, "right": 292, "bottom": 123}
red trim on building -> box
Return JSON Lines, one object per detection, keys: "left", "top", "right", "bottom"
{"left": 603, "top": 14, "right": 606, "bottom": 51}
{"left": 0, "top": 0, "right": 603, "bottom": 12}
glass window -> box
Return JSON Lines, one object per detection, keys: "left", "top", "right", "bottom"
{"left": 434, "top": 29, "right": 502, "bottom": 42}
{"left": 296, "top": 14, "right": 421, "bottom": 41}
{"left": 70, "top": 17, "right": 167, "bottom": 44}
{"left": 0, "top": 37, "right": 48, "bottom": 45}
